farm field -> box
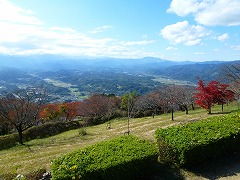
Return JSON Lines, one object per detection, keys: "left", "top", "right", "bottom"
{"left": 0, "top": 102, "right": 239, "bottom": 179}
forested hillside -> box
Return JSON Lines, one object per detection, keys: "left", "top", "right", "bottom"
{"left": 0, "top": 56, "right": 237, "bottom": 102}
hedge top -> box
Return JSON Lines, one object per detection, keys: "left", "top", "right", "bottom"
{"left": 156, "top": 112, "right": 240, "bottom": 152}
{"left": 51, "top": 135, "right": 158, "bottom": 180}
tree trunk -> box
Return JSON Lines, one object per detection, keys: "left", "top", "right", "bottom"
{"left": 222, "top": 104, "right": 224, "bottom": 111}
{"left": 184, "top": 105, "right": 188, "bottom": 114}
{"left": 191, "top": 103, "right": 195, "bottom": 110}
{"left": 171, "top": 109, "right": 174, "bottom": 121}
{"left": 208, "top": 107, "right": 212, "bottom": 114}
{"left": 17, "top": 129, "right": 23, "bottom": 144}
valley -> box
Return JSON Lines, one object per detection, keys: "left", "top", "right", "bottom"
{"left": 0, "top": 56, "right": 233, "bottom": 102}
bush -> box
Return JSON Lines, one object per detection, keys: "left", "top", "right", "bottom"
{"left": 78, "top": 127, "right": 87, "bottom": 136}
{"left": 0, "top": 133, "right": 18, "bottom": 150}
{"left": 0, "top": 121, "right": 82, "bottom": 150}
{"left": 51, "top": 135, "right": 158, "bottom": 180}
{"left": 23, "top": 121, "right": 81, "bottom": 141}
{"left": 155, "top": 112, "right": 240, "bottom": 166}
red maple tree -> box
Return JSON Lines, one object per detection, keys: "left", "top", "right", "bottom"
{"left": 194, "top": 80, "right": 234, "bottom": 114}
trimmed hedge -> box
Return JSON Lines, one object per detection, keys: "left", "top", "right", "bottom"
{"left": 23, "top": 121, "right": 81, "bottom": 141}
{"left": 0, "top": 121, "right": 81, "bottom": 150}
{"left": 51, "top": 135, "right": 158, "bottom": 180}
{"left": 155, "top": 112, "right": 240, "bottom": 166}
{"left": 0, "top": 133, "right": 19, "bottom": 150}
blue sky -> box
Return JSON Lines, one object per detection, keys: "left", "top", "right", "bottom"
{"left": 0, "top": 0, "right": 240, "bottom": 61}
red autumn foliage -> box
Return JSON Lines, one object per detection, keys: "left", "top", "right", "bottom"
{"left": 194, "top": 79, "right": 235, "bottom": 114}
{"left": 39, "top": 103, "right": 63, "bottom": 121}
{"left": 61, "top": 101, "right": 82, "bottom": 121}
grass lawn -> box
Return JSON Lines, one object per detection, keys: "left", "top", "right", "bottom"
{"left": 0, "top": 102, "right": 239, "bottom": 179}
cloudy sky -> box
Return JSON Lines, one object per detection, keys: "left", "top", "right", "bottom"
{"left": 0, "top": 0, "right": 240, "bottom": 61}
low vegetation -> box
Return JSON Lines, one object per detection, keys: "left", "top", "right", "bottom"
{"left": 156, "top": 111, "right": 240, "bottom": 166}
{"left": 51, "top": 135, "right": 157, "bottom": 180}
{"left": 0, "top": 102, "right": 237, "bottom": 179}
{"left": 0, "top": 121, "right": 81, "bottom": 150}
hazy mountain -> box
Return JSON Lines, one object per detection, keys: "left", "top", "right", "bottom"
{"left": 0, "top": 55, "right": 239, "bottom": 101}
{"left": 153, "top": 63, "right": 226, "bottom": 82}
{"left": 0, "top": 55, "right": 192, "bottom": 72}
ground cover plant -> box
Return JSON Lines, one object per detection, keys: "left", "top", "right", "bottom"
{"left": 0, "top": 102, "right": 238, "bottom": 179}
{"left": 51, "top": 135, "right": 158, "bottom": 180}
{"left": 156, "top": 111, "right": 240, "bottom": 166}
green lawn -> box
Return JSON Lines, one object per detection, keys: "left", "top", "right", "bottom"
{"left": 0, "top": 102, "right": 238, "bottom": 178}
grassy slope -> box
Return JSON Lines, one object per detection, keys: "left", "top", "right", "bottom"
{"left": 0, "top": 102, "right": 239, "bottom": 178}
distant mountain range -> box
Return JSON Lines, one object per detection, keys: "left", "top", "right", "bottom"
{"left": 0, "top": 55, "right": 193, "bottom": 71}
{"left": 0, "top": 54, "right": 239, "bottom": 101}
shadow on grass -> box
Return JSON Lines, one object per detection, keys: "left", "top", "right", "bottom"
{"left": 211, "top": 109, "right": 239, "bottom": 115}
{"left": 140, "top": 162, "right": 185, "bottom": 180}
{"left": 184, "top": 153, "right": 240, "bottom": 180}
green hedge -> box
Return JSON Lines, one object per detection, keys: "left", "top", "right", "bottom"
{"left": 0, "top": 121, "right": 81, "bottom": 150}
{"left": 51, "top": 135, "right": 158, "bottom": 180}
{"left": 155, "top": 112, "right": 240, "bottom": 166}
{"left": 23, "top": 121, "right": 81, "bottom": 141}
{"left": 0, "top": 133, "right": 19, "bottom": 150}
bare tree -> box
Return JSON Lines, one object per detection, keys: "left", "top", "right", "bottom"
{"left": 79, "top": 94, "right": 121, "bottom": 125}
{"left": 174, "top": 86, "right": 196, "bottom": 114}
{"left": 223, "top": 63, "right": 240, "bottom": 84}
{"left": 137, "top": 92, "right": 164, "bottom": 116}
{"left": 0, "top": 88, "right": 46, "bottom": 144}
{"left": 222, "top": 63, "right": 240, "bottom": 108}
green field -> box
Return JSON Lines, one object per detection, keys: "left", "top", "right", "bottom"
{"left": 0, "top": 102, "right": 239, "bottom": 179}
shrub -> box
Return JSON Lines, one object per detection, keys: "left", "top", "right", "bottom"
{"left": 0, "top": 121, "right": 82, "bottom": 150}
{"left": 156, "top": 112, "right": 240, "bottom": 166}
{"left": 51, "top": 135, "right": 158, "bottom": 180}
{"left": 23, "top": 121, "right": 81, "bottom": 141}
{"left": 78, "top": 127, "right": 87, "bottom": 136}
{"left": 0, "top": 133, "right": 18, "bottom": 150}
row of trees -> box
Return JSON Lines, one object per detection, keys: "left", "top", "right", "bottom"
{"left": 0, "top": 79, "right": 236, "bottom": 144}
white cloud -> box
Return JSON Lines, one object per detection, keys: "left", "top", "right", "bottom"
{"left": 167, "top": 0, "right": 208, "bottom": 16}
{"left": 0, "top": 0, "right": 42, "bottom": 25}
{"left": 168, "top": 0, "right": 240, "bottom": 26}
{"left": 166, "top": 47, "right": 177, "bottom": 51}
{"left": 0, "top": 1, "right": 160, "bottom": 59}
{"left": 120, "top": 40, "right": 155, "bottom": 46}
{"left": 231, "top": 45, "right": 240, "bottom": 51}
{"left": 217, "top": 33, "right": 229, "bottom": 41}
{"left": 195, "top": 52, "right": 205, "bottom": 55}
{"left": 89, "top": 25, "right": 112, "bottom": 34}
{"left": 160, "top": 21, "right": 210, "bottom": 46}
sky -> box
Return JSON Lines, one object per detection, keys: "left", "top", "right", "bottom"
{"left": 0, "top": 0, "right": 240, "bottom": 62}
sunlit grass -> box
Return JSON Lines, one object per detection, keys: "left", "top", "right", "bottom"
{"left": 0, "top": 102, "right": 238, "bottom": 177}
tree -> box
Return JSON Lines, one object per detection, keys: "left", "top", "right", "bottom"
{"left": 195, "top": 80, "right": 215, "bottom": 114}
{"left": 39, "top": 103, "right": 63, "bottom": 122}
{"left": 135, "top": 92, "right": 163, "bottom": 116}
{"left": 121, "top": 92, "right": 137, "bottom": 134}
{"left": 61, "top": 102, "right": 82, "bottom": 121}
{"left": 164, "top": 86, "right": 180, "bottom": 121}
{"left": 78, "top": 94, "right": 121, "bottom": 124}
{"left": 194, "top": 80, "right": 234, "bottom": 114}
{"left": 0, "top": 88, "right": 46, "bottom": 144}
{"left": 177, "top": 86, "right": 196, "bottom": 114}
{"left": 0, "top": 115, "right": 12, "bottom": 135}
{"left": 121, "top": 91, "right": 137, "bottom": 118}
{"left": 223, "top": 62, "right": 240, "bottom": 84}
